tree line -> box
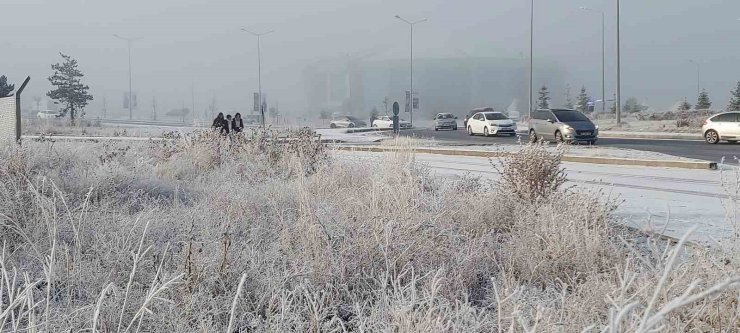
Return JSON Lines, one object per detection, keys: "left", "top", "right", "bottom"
{"left": 535, "top": 82, "right": 740, "bottom": 113}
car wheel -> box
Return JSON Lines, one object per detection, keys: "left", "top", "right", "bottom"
{"left": 529, "top": 129, "right": 538, "bottom": 143}
{"left": 589, "top": 140, "right": 597, "bottom": 145}
{"left": 483, "top": 127, "right": 490, "bottom": 137}
{"left": 555, "top": 131, "right": 566, "bottom": 144}
{"left": 348, "top": 123, "right": 355, "bottom": 128}
{"left": 509, "top": 133, "right": 516, "bottom": 137}
{"left": 453, "top": 126, "right": 458, "bottom": 131}
{"left": 468, "top": 126, "right": 474, "bottom": 136}
{"left": 434, "top": 127, "right": 439, "bottom": 131}
{"left": 330, "top": 123, "right": 337, "bottom": 129}
{"left": 705, "top": 130, "right": 720, "bottom": 144}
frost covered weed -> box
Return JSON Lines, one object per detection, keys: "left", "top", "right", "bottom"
{"left": 491, "top": 142, "right": 567, "bottom": 203}
{"left": 0, "top": 134, "right": 738, "bottom": 332}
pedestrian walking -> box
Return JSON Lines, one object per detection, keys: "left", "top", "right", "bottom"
{"left": 222, "top": 114, "right": 232, "bottom": 135}
{"left": 212, "top": 113, "right": 225, "bottom": 130}
{"left": 232, "top": 113, "right": 244, "bottom": 133}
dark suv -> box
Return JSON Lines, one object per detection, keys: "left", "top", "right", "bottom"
{"left": 529, "top": 109, "right": 598, "bottom": 144}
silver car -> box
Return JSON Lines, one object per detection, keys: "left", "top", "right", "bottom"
{"left": 434, "top": 113, "right": 458, "bottom": 131}
{"left": 529, "top": 109, "right": 598, "bottom": 144}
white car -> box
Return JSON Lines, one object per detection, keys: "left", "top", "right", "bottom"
{"left": 37, "top": 110, "right": 62, "bottom": 119}
{"left": 703, "top": 112, "right": 740, "bottom": 144}
{"left": 372, "top": 116, "right": 411, "bottom": 129}
{"left": 329, "top": 115, "right": 367, "bottom": 128}
{"left": 466, "top": 111, "right": 516, "bottom": 137}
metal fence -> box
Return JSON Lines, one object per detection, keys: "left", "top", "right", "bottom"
{"left": 0, "top": 96, "right": 16, "bottom": 145}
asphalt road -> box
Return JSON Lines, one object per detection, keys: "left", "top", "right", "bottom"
{"left": 400, "top": 127, "right": 740, "bottom": 163}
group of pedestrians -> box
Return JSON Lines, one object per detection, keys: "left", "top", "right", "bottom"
{"left": 212, "top": 112, "right": 244, "bottom": 135}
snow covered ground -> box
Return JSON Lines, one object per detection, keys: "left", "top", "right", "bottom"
{"left": 335, "top": 150, "right": 738, "bottom": 246}
{"left": 315, "top": 128, "right": 387, "bottom": 143}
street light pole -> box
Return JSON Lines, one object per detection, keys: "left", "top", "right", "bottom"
{"left": 529, "top": 0, "right": 534, "bottom": 117}
{"left": 689, "top": 59, "right": 700, "bottom": 98}
{"left": 242, "top": 29, "right": 274, "bottom": 129}
{"left": 616, "top": 0, "right": 622, "bottom": 124}
{"left": 580, "top": 7, "right": 606, "bottom": 113}
{"left": 395, "top": 15, "right": 427, "bottom": 127}
{"left": 113, "top": 34, "right": 139, "bottom": 120}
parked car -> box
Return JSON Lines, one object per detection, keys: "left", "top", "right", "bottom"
{"left": 434, "top": 113, "right": 458, "bottom": 131}
{"left": 330, "top": 115, "right": 367, "bottom": 128}
{"left": 466, "top": 111, "right": 516, "bottom": 137}
{"left": 372, "top": 115, "right": 411, "bottom": 129}
{"left": 528, "top": 109, "right": 598, "bottom": 144}
{"left": 702, "top": 112, "right": 740, "bottom": 144}
{"left": 36, "top": 110, "right": 62, "bottom": 119}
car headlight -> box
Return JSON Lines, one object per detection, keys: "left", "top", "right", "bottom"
{"left": 595, "top": 125, "right": 599, "bottom": 130}
{"left": 563, "top": 125, "right": 575, "bottom": 132}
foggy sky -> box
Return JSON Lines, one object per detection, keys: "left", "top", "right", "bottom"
{"left": 3, "top": 0, "right": 740, "bottom": 116}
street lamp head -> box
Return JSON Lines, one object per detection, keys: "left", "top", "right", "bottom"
{"left": 395, "top": 15, "right": 401, "bottom": 19}
{"left": 579, "top": 6, "right": 588, "bottom": 10}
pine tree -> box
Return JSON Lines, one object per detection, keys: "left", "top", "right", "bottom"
{"left": 623, "top": 97, "right": 643, "bottom": 113}
{"left": 0, "top": 75, "right": 14, "bottom": 97}
{"left": 729, "top": 82, "right": 740, "bottom": 111}
{"left": 696, "top": 89, "right": 711, "bottom": 110}
{"left": 47, "top": 53, "right": 93, "bottom": 125}
{"left": 563, "top": 85, "right": 574, "bottom": 109}
{"left": 576, "top": 86, "right": 589, "bottom": 113}
{"left": 537, "top": 85, "right": 550, "bottom": 109}
{"left": 678, "top": 98, "right": 692, "bottom": 111}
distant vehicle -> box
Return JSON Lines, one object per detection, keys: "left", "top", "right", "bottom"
{"left": 434, "top": 113, "right": 458, "bottom": 131}
{"left": 330, "top": 115, "right": 367, "bottom": 128}
{"left": 466, "top": 111, "right": 516, "bottom": 137}
{"left": 36, "top": 110, "right": 62, "bottom": 119}
{"left": 464, "top": 107, "right": 494, "bottom": 128}
{"left": 372, "top": 115, "right": 411, "bottom": 129}
{"left": 529, "top": 109, "right": 598, "bottom": 144}
{"left": 702, "top": 112, "right": 740, "bottom": 144}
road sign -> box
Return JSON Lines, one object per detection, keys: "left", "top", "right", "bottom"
{"left": 405, "top": 91, "right": 411, "bottom": 112}
{"left": 392, "top": 102, "right": 400, "bottom": 135}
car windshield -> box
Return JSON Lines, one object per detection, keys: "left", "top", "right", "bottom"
{"left": 347, "top": 116, "right": 361, "bottom": 122}
{"left": 484, "top": 113, "right": 508, "bottom": 120}
{"left": 553, "top": 110, "right": 590, "bottom": 122}
{"left": 437, "top": 114, "right": 453, "bottom": 119}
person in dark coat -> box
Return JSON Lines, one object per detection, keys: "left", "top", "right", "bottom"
{"left": 212, "top": 113, "right": 225, "bottom": 130}
{"left": 222, "top": 115, "right": 232, "bottom": 135}
{"left": 232, "top": 113, "right": 244, "bottom": 133}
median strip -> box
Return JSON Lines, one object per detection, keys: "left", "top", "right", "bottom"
{"left": 332, "top": 145, "right": 718, "bottom": 170}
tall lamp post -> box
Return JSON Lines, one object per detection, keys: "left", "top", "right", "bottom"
{"left": 242, "top": 28, "right": 274, "bottom": 129}
{"left": 616, "top": 0, "right": 622, "bottom": 124}
{"left": 395, "top": 15, "right": 427, "bottom": 127}
{"left": 529, "top": 0, "right": 534, "bottom": 117}
{"left": 689, "top": 59, "right": 700, "bottom": 98}
{"left": 113, "top": 34, "right": 140, "bottom": 120}
{"left": 580, "top": 7, "right": 606, "bottom": 114}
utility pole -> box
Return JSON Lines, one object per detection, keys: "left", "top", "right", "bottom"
{"left": 616, "top": 0, "right": 622, "bottom": 124}
{"left": 529, "top": 0, "right": 534, "bottom": 117}
{"left": 113, "top": 34, "right": 140, "bottom": 120}
{"left": 242, "top": 28, "right": 275, "bottom": 129}
{"left": 102, "top": 96, "right": 107, "bottom": 118}
{"left": 395, "top": 15, "right": 427, "bottom": 127}
{"left": 580, "top": 7, "right": 606, "bottom": 113}
{"left": 152, "top": 96, "right": 157, "bottom": 121}
{"left": 689, "top": 60, "right": 700, "bottom": 99}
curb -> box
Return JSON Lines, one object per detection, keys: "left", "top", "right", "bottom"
{"left": 332, "top": 146, "right": 718, "bottom": 170}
